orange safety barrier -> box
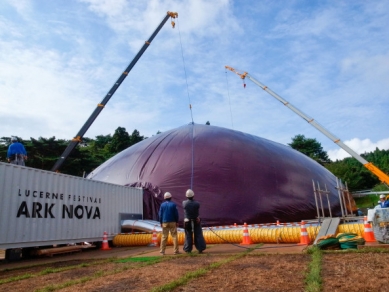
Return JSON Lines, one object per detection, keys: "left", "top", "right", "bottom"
{"left": 149, "top": 227, "right": 159, "bottom": 247}
{"left": 101, "top": 231, "right": 111, "bottom": 250}
{"left": 240, "top": 222, "right": 253, "bottom": 245}
{"left": 363, "top": 216, "right": 376, "bottom": 242}
{"left": 298, "top": 221, "right": 310, "bottom": 245}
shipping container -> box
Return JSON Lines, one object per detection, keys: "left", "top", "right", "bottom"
{"left": 0, "top": 162, "right": 143, "bottom": 249}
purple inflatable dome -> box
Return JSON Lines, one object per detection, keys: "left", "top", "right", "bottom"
{"left": 88, "top": 123, "right": 343, "bottom": 226}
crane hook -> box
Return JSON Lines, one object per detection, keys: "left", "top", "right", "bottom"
{"left": 167, "top": 11, "right": 178, "bottom": 28}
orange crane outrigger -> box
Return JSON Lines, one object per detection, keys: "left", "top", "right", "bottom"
{"left": 225, "top": 65, "right": 389, "bottom": 186}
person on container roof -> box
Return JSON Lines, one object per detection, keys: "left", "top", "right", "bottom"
{"left": 7, "top": 137, "right": 27, "bottom": 166}
{"left": 158, "top": 192, "right": 179, "bottom": 255}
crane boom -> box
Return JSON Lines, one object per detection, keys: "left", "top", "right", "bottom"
{"left": 51, "top": 11, "right": 178, "bottom": 172}
{"left": 225, "top": 65, "right": 389, "bottom": 185}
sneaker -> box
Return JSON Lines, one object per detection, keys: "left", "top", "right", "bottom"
{"left": 160, "top": 251, "right": 165, "bottom": 255}
{"left": 174, "top": 251, "right": 180, "bottom": 255}
{"left": 198, "top": 250, "right": 204, "bottom": 254}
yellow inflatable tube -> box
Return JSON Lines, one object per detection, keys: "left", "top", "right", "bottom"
{"left": 113, "top": 223, "right": 365, "bottom": 246}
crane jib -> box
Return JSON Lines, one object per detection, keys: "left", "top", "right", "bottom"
{"left": 225, "top": 66, "right": 389, "bottom": 186}
{"left": 51, "top": 12, "right": 177, "bottom": 172}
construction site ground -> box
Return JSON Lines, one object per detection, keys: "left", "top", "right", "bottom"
{"left": 1, "top": 243, "right": 389, "bottom": 292}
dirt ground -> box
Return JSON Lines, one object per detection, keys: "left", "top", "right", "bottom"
{"left": 1, "top": 245, "right": 389, "bottom": 292}
{"left": 321, "top": 253, "right": 389, "bottom": 292}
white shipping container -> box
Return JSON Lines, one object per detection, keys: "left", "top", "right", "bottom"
{"left": 0, "top": 162, "right": 143, "bottom": 249}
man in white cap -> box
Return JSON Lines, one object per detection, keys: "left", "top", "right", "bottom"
{"left": 182, "top": 189, "right": 206, "bottom": 253}
{"left": 158, "top": 192, "right": 179, "bottom": 255}
{"left": 7, "top": 137, "right": 27, "bottom": 166}
{"left": 378, "top": 194, "right": 389, "bottom": 208}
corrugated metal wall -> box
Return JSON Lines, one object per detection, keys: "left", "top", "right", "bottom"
{"left": 0, "top": 162, "right": 143, "bottom": 249}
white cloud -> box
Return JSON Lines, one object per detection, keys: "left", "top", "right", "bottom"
{"left": 327, "top": 138, "right": 389, "bottom": 161}
{"left": 5, "top": 0, "right": 32, "bottom": 19}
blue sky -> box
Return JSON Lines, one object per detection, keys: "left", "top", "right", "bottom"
{"left": 1, "top": 0, "right": 388, "bottom": 161}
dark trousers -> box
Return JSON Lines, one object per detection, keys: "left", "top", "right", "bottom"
{"left": 183, "top": 220, "right": 206, "bottom": 253}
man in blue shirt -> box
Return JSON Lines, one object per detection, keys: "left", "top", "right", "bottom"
{"left": 7, "top": 137, "right": 27, "bottom": 166}
{"left": 158, "top": 192, "right": 179, "bottom": 255}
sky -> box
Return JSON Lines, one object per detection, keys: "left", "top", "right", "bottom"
{"left": 1, "top": 0, "right": 389, "bottom": 161}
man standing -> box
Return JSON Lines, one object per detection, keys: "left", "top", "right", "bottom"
{"left": 7, "top": 137, "right": 27, "bottom": 166}
{"left": 158, "top": 192, "right": 179, "bottom": 255}
{"left": 182, "top": 189, "right": 206, "bottom": 253}
{"left": 379, "top": 194, "right": 389, "bottom": 208}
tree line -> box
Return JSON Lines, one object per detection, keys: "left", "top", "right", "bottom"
{"left": 1, "top": 128, "right": 388, "bottom": 192}
{"left": 0, "top": 127, "right": 146, "bottom": 177}
{"left": 288, "top": 134, "right": 389, "bottom": 192}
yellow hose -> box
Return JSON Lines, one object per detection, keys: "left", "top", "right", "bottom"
{"left": 203, "top": 229, "right": 242, "bottom": 244}
{"left": 113, "top": 223, "right": 365, "bottom": 246}
{"left": 338, "top": 223, "right": 364, "bottom": 236}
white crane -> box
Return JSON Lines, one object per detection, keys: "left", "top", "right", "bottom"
{"left": 225, "top": 66, "right": 389, "bottom": 186}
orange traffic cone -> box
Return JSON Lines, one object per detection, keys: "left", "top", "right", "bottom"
{"left": 240, "top": 222, "right": 253, "bottom": 245}
{"left": 298, "top": 221, "right": 310, "bottom": 245}
{"left": 149, "top": 227, "right": 159, "bottom": 247}
{"left": 101, "top": 231, "right": 111, "bottom": 250}
{"left": 363, "top": 216, "right": 376, "bottom": 242}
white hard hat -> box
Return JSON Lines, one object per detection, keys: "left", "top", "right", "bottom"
{"left": 186, "top": 189, "right": 194, "bottom": 198}
{"left": 164, "top": 192, "right": 172, "bottom": 199}
{"left": 380, "top": 195, "right": 386, "bottom": 199}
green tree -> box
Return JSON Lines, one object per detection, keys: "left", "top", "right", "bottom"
{"left": 0, "top": 137, "right": 10, "bottom": 162}
{"left": 93, "top": 134, "right": 112, "bottom": 149}
{"left": 0, "top": 128, "right": 147, "bottom": 177}
{"left": 109, "top": 127, "right": 131, "bottom": 154}
{"left": 26, "top": 136, "right": 91, "bottom": 176}
{"left": 27, "top": 137, "right": 68, "bottom": 170}
{"left": 129, "top": 129, "right": 144, "bottom": 146}
{"left": 324, "top": 147, "right": 389, "bottom": 191}
{"left": 84, "top": 134, "right": 113, "bottom": 161}
{"left": 364, "top": 148, "right": 389, "bottom": 175}
{"left": 288, "top": 134, "right": 330, "bottom": 165}
{"left": 77, "top": 135, "right": 113, "bottom": 175}
{"left": 325, "top": 157, "right": 379, "bottom": 191}
{"left": 206, "top": 121, "right": 210, "bottom": 125}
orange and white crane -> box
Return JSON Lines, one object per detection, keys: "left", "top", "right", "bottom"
{"left": 225, "top": 65, "right": 389, "bottom": 186}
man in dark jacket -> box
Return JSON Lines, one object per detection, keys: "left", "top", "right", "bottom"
{"left": 182, "top": 189, "right": 206, "bottom": 253}
{"left": 158, "top": 192, "right": 179, "bottom": 255}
